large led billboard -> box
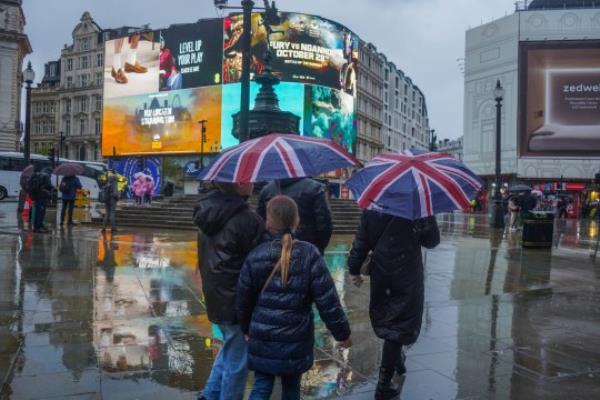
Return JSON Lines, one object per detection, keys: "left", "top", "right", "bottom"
{"left": 102, "top": 86, "right": 222, "bottom": 156}
{"left": 519, "top": 41, "right": 600, "bottom": 157}
{"left": 223, "top": 12, "right": 358, "bottom": 94}
{"left": 102, "top": 13, "right": 358, "bottom": 157}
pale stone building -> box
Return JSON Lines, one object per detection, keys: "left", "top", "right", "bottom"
{"left": 382, "top": 60, "right": 430, "bottom": 153}
{"left": 30, "top": 12, "right": 142, "bottom": 161}
{"left": 0, "top": 0, "right": 31, "bottom": 151}
{"left": 356, "top": 41, "right": 384, "bottom": 162}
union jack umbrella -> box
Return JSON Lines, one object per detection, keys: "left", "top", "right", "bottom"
{"left": 195, "top": 133, "right": 359, "bottom": 183}
{"left": 347, "top": 149, "right": 483, "bottom": 220}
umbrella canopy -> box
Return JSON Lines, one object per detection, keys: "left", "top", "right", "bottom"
{"left": 20, "top": 165, "right": 34, "bottom": 191}
{"left": 347, "top": 150, "right": 483, "bottom": 220}
{"left": 509, "top": 184, "right": 532, "bottom": 193}
{"left": 195, "top": 133, "right": 358, "bottom": 183}
{"left": 53, "top": 163, "right": 84, "bottom": 177}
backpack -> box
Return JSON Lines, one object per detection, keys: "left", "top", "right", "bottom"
{"left": 100, "top": 182, "right": 118, "bottom": 203}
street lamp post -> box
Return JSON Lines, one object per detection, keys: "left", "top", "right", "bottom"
{"left": 58, "top": 131, "right": 65, "bottom": 163}
{"left": 216, "top": 0, "right": 280, "bottom": 142}
{"left": 429, "top": 128, "right": 436, "bottom": 152}
{"left": 22, "top": 61, "right": 35, "bottom": 166}
{"left": 199, "top": 120, "right": 208, "bottom": 168}
{"left": 491, "top": 80, "right": 505, "bottom": 228}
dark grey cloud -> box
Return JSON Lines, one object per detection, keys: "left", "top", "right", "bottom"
{"left": 23, "top": 0, "right": 516, "bottom": 140}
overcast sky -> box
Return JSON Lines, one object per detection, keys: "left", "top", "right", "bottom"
{"left": 22, "top": 0, "right": 516, "bottom": 140}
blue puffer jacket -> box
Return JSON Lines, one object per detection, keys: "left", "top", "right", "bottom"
{"left": 237, "top": 235, "right": 350, "bottom": 376}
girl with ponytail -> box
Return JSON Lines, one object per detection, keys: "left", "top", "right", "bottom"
{"left": 237, "top": 195, "right": 352, "bottom": 399}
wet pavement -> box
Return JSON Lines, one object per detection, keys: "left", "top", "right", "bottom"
{"left": 1, "top": 203, "right": 599, "bottom": 399}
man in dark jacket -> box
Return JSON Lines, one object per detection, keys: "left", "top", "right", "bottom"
{"left": 347, "top": 211, "right": 440, "bottom": 399}
{"left": 29, "top": 166, "right": 54, "bottom": 233}
{"left": 257, "top": 178, "right": 333, "bottom": 254}
{"left": 59, "top": 175, "right": 82, "bottom": 226}
{"left": 101, "top": 175, "right": 119, "bottom": 233}
{"left": 193, "top": 182, "right": 265, "bottom": 400}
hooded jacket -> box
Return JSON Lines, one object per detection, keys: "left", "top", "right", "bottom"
{"left": 193, "top": 189, "right": 265, "bottom": 325}
{"left": 236, "top": 235, "right": 350, "bottom": 375}
{"left": 257, "top": 178, "right": 333, "bottom": 254}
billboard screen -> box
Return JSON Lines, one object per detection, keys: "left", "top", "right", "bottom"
{"left": 102, "top": 86, "right": 222, "bottom": 156}
{"left": 159, "top": 19, "right": 224, "bottom": 91}
{"left": 223, "top": 12, "right": 358, "bottom": 94}
{"left": 519, "top": 41, "right": 600, "bottom": 157}
{"left": 102, "top": 13, "right": 358, "bottom": 157}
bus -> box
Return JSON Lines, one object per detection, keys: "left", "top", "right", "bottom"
{"left": 0, "top": 151, "right": 103, "bottom": 200}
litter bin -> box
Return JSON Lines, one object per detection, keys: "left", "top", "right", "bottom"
{"left": 522, "top": 211, "right": 554, "bottom": 248}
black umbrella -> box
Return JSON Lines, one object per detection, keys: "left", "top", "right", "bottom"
{"left": 509, "top": 184, "right": 532, "bottom": 193}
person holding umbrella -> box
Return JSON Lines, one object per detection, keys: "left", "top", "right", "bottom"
{"left": 55, "top": 163, "right": 84, "bottom": 227}
{"left": 28, "top": 165, "right": 54, "bottom": 233}
{"left": 345, "top": 150, "right": 481, "bottom": 399}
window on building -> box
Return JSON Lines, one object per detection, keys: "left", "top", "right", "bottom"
{"left": 80, "top": 97, "right": 88, "bottom": 112}
{"left": 67, "top": 59, "right": 73, "bottom": 71}
{"left": 64, "top": 99, "right": 71, "bottom": 113}
{"left": 34, "top": 143, "right": 39, "bottom": 153}
{"left": 93, "top": 143, "right": 99, "bottom": 160}
{"left": 94, "top": 118, "right": 101, "bottom": 135}
{"left": 65, "top": 119, "right": 71, "bottom": 136}
{"left": 97, "top": 53, "right": 103, "bottom": 67}
{"left": 79, "top": 145, "right": 86, "bottom": 161}
{"left": 66, "top": 76, "right": 73, "bottom": 88}
{"left": 80, "top": 74, "right": 88, "bottom": 87}
{"left": 96, "top": 72, "right": 102, "bottom": 86}
{"left": 95, "top": 96, "right": 102, "bottom": 111}
{"left": 384, "top": 69, "right": 389, "bottom": 80}
{"left": 80, "top": 119, "right": 86, "bottom": 136}
{"left": 81, "top": 38, "right": 90, "bottom": 51}
{"left": 80, "top": 56, "right": 89, "bottom": 69}
{"left": 412, "top": 127, "right": 415, "bottom": 137}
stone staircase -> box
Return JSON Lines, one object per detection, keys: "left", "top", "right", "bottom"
{"left": 101, "top": 195, "right": 362, "bottom": 234}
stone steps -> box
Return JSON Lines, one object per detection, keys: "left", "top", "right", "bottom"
{"left": 94, "top": 195, "right": 363, "bottom": 233}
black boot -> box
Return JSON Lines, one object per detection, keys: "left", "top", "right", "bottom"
{"left": 375, "top": 367, "right": 400, "bottom": 400}
{"left": 395, "top": 350, "right": 407, "bottom": 375}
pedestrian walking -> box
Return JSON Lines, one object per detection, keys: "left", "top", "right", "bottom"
{"left": 28, "top": 166, "right": 54, "bottom": 233}
{"left": 59, "top": 175, "right": 82, "bottom": 226}
{"left": 193, "top": 182, "right": 265, "bottom": 400}
{"left": 132, "top": 174, "right": 145, "bottom": 205}
{"left": 257, "top": 178, "right": 333, "bottom": 254}
{"left": 347, "top": 211, "right": 440, "bottom": 399}
{"left": 508, "top": 196, "right": 520, "bottom": 231}
{"left": 144, "top": 175, "right": 154, "bottom": 205}
{"left": 237, "top": 195, "right": 352, "bottom": 400}
{"left": 102, "top": 174, "right": 119, "bottom": 233}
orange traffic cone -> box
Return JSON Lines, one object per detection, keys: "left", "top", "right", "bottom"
{"left": 22, "top": 193, "right": 32, "bottom": 220}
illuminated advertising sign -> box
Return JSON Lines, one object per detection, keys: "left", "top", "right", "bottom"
{"left": 102, "top": 13, "right": 358, "bottom": 157}
{"left": 159, "top": 19, "right": 224, "bottom": 91}
{"left": 102, "top": 86, "right": 222, "bottom": 156}
{"left": 223, "top": 12, "right": 358, "bottom": 94}
{"left": 519, "top": 41, "right": 600, "bottom": 156}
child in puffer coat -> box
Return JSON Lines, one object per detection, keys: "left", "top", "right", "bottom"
{"left": 237, "top": 195, "right": 352, "bottom": 400}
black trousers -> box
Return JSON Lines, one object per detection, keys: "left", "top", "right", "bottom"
{"left": 60, "top": 199, "right": 75, "bottom": 224}
{"left": 381, "top": 340, "right": 403, "bottom": 370}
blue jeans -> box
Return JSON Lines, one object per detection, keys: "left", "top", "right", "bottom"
{"left": 250, "top": 372, "right": 302, "bottom": 400}
{"left": 34, "top": 199, "right": 47, "bottom": 230}
{"left": 203, "top": 324, "right": 248, "bottom": 400}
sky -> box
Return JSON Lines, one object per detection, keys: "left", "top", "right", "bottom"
{"left": 22, "top": 0, "right": 517, "bottom": 140}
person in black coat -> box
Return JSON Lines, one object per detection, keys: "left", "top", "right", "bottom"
{"left": 237, "top": 195, "right": 351, "bottom": 399}
{"left": 347, "top": 210, "right": 440, "bottom": 399}
{"left": 193, "top": 182, "right": 265, "bottom": 400}
{"left": 257, "top": 178, "right": 333, "bottom": 254}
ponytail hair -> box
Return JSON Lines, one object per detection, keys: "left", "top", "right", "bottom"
{"left": 266, "top": 195, "right": 299, "bottom": 287}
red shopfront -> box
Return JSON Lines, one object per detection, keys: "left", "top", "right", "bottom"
{"left": 531, "top": 181, "right": 586, "bottom": 218}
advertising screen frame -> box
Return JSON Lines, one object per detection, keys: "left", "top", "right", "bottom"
{"left": 102, "top": 13, "right": 359, "bottom": 157}
{"left": 518, "top": 40, "right": 600, "bottom": 158}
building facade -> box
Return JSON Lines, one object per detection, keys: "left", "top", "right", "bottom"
{"left": 0, "top": 0, "right": 31, "bottom": 151}
{"left": 463, "top": 0, "right": 600, "bottom": 181}
{"left": 356, "top": 41, "right": 384, "bottom": 162}
{"left": 437, "top": 136, "right": 463, "bottom": 161}
{"left": 30, "top": 12, "right": 141, "bottom": 161}
{"left": 382, "top": 59, "right": 430, "bottom": 153}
